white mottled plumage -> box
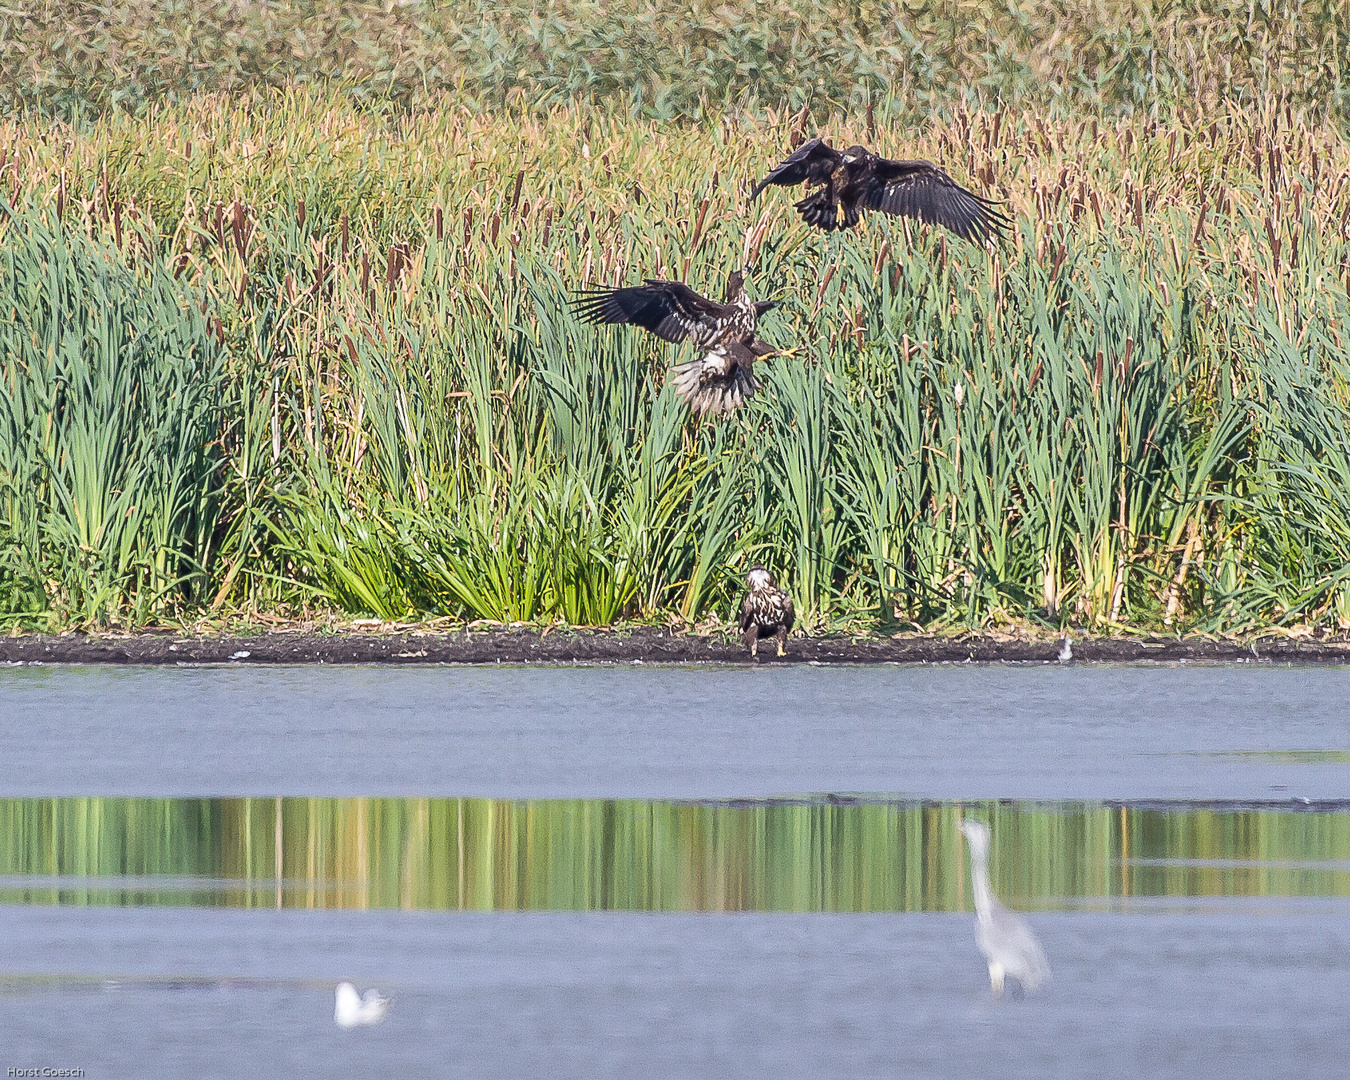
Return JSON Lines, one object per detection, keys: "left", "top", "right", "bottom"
{"left": 570, "top": 269, "right": 779, "bottom": 416}
{"left": 669, "top": 340, "right": 763, "bottom": 416}
{"left": 739, "top": 564, "right": 795, "bottom": 657}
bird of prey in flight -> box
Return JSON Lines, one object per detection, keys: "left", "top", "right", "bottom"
{"left": 750, "top": 138, "right": 1008, "bottom": 243}
{"left": 570, "top": 268, "right": 780, "bottom": 416}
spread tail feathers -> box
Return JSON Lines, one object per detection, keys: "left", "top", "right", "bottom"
{"left": 794, "top": 188, "right": 857, "bottom": 231}
{"left": 669, "top": 346, "right": 761, "bottom": 416}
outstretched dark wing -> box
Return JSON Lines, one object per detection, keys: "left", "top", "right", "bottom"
{"left": 749, "top": 138, "right": 842, "bottom": 200}
{"left": 862, "top": 158, "right": 1010, "bottom": 245}
{"left": 569, "top": 280, "right": 731, "bottom": 344}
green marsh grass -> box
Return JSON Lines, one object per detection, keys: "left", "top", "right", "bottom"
{"left": 0, "top": 206, "right": 224, "bottom": 624}
{"left": 1, "top": 91, "right": 1350, "bottom": 631}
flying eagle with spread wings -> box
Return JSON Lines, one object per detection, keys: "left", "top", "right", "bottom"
{"left": 570, "top": 268, "right": 779, "bottom": 416}
{"left": 750, "top": 138, "right": 1009, "bottom": 243}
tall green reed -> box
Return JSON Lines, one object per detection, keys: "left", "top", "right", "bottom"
{"left": 2, "top": 93, "right": 1349, "bottom": 633}
{"left": 0, "top": 205, "right": 223, "bottom": 625}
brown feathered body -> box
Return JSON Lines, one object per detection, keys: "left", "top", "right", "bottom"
{"left": 569, "top": 270, "right": 778, "bottom": 416}
{"left": 739, "top": 565, "right": 795, "bottom": 657}
{"left": 751, "top": 138, "right": 1009, "bottom": 244}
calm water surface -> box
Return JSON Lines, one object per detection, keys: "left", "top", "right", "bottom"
{"left": 3, "top": 664, "right": 1350, "bottom": 799}
{"left": 2, "top": 666, "right": 1348, "bottom": 1077}
{"left": 4, "top": 906, "right": 1347, "bottom": 1080}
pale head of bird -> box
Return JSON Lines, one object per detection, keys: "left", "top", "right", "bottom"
{"left": 746, "top": 564, "right": 775, "bottom": 591}
{"left": 960, "top": 819, "right": 991, "bottom": 859}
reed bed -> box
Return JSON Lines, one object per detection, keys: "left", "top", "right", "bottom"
{"left": 4, "top": 0, "right": 1347, "bottom": 122}
{"left": 1, "top": 88, "right": 1350, "bottom": 633}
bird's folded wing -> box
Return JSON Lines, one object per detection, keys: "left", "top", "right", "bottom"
{"left": 988, "top": 906, "right": 1051, "bottom": 986}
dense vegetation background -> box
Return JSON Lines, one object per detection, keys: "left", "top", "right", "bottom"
{"left": 5, "top": 0, "right": 1347, "bottom": 121}
{"left": 1, "top": 1, "right": 1349, "bottom": 635}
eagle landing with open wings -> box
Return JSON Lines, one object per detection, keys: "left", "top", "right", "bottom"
{"left": 750, "top": 138, "right": 1009, "bottom": 244}
{"left": 569, "top": 268, "right": 780, "bottom": 417}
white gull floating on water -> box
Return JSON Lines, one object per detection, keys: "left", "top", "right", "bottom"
{"left": 335, "top": 981, "right": 390, "bottom": 1028}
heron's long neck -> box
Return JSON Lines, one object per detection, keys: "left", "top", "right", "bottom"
{"left": 969, "top": 856, "right": 995, "bottom": 920}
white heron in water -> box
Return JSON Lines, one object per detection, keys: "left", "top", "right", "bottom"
{"left": 959, "top": 819, "right": 1051, "bottom": 997}
{"left": 335, "top": 981, "right": 390, "bottom": 1027}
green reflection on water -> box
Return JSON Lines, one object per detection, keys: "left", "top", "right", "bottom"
{"left": 0, "top": 798, "right": 1346, "bottom": 911}
{"left": 1211, "top": 750, "right": 1350, "bottom": 764}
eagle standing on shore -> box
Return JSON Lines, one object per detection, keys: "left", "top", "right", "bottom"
{"left": 750, "top": 138, "right": 1008, "bottom": 243}
{"left": 740, "top": 564, "right": 795, "bottom": 657}
{"left": 569, "top": 268, "right": 778, "bottom": 416}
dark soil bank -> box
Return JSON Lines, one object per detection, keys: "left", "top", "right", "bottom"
{"left": 2, "top": 629, "right": 1348, "bottom": 665}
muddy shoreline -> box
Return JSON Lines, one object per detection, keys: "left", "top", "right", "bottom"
{"left": 2, "top": 628, "right": 1348, "bottom": 665}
